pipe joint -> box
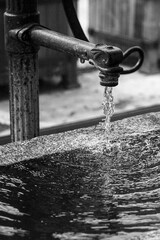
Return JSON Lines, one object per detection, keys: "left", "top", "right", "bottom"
{"left": 4, "top": 11, "right": 39, "bottom": 53}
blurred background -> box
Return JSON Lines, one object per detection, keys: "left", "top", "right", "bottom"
{"left": 0, "top": 0, "right": 160, "bottom": 137}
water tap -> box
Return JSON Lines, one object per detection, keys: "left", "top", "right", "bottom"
{"left": 62, "top": 0, "right": 144, "bottom": 87}
{"left": 90, "top": 44, "right": 144, "bottom": 87}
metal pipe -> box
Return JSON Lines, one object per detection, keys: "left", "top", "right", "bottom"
{"left": 14, "top": 25, "right": 124, "bottom": 69}
{"left": 4, "top": 0, "right": 40, "bottom": 142}
{"left": 6, "top": 0, "right": 37, "bottom": 14}
{"left": 62, "top": 0, "right": 89, "bottom": 42}
{"left": 30, "top": 26, "right": 94, "bottom": 61}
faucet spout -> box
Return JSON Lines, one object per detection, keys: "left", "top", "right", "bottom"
{"left": 10, "top": 24, "right": 125, "bottom": 87}
{"left": 12, "top": 24, "right": 144, "bottom": 87}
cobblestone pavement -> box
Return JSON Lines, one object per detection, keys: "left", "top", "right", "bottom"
{"left": 0, "top": 65, "right": 160, "bottom": 137}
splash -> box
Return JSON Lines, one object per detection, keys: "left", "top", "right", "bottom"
{"left": 102, "top": 87, "right": 115, "bottom": 145}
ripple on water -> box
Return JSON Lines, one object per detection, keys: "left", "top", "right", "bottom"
{"left": 0, "top": 129, "right": 160, "bottom": 239}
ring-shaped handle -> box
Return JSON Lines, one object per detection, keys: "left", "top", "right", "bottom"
{"left": 121, "top": 46, "right": 144, "bottom": 74}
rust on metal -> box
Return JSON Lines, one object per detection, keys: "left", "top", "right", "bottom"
{"left": 4, "top": 0, "right": 40, "bottom": 142}
{"left": 9, "top": 53, "right": 39, "bottom": 142}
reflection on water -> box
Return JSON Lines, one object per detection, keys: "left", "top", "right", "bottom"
{"left": 0, "top": 130, "right": 160, "bottom": 239}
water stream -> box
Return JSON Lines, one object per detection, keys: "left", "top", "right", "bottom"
{"left": 102, "top": 87, "right": 115, "bottom": 146}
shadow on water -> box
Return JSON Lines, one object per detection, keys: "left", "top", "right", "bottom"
{"left": 0, "top": 130, "right": 160, "bottom": 239}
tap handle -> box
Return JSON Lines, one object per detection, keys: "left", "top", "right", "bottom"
{"left": 121, "top": 46, "right": 144, "bottom": 74}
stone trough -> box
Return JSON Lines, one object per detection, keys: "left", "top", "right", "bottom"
{"left": 0, "top": 112, "right": 160, "bottom": 239}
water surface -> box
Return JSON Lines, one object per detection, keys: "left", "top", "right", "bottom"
{"left": 0, "top": 130, "right": 160, "bottom": 239}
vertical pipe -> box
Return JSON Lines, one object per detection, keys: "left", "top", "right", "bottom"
{"left": 4, "top": 0, "right": 40, "bottom": 142}
{"left": 8, "top": 53, "right": 39, "bottom": 141}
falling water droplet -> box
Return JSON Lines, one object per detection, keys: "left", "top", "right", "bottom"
{"left": 80, "top": 58, "right": 85, "bottom": 64}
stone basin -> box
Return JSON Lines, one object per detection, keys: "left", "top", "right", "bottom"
{"left": 0, "top": 112, "right": 160, "bottom": 239}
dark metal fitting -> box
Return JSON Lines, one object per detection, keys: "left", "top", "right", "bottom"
{"left": 15, "top": 23, "right": 41, "bottom": 44}
{"left": 99, "top": 72, "right": 120, "bottom": 87}
{"left": 4, "top": 10, "right": 39, "bottom": 53}
{"left": 90, "top": 44, "right": 123, "bottom": 87}
{"left": 99, "top": 66, "right": 123, "bottom": 87}
{"left": 91, "top": 44, "right": 123, "bottom": 68}
{"left": 121, "top": 46, "right": 144, "bottom": 74}
{"left": 91, "top": 45, "right": 144, "bottom": 87}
